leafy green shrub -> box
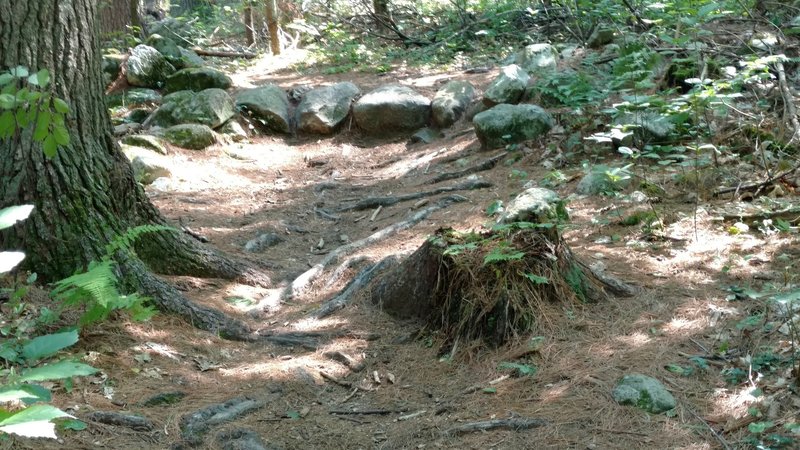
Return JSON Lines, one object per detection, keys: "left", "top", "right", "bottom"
{"left": 0, "top": 67, "right": 70, "bottom": 157}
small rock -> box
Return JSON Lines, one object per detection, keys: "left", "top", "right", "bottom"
{"left": 244, "top": 233, "right": 284, "bottom": 252}
{"left": 120, "top": 134, "right": 169, "bottom": 155}
{"left": 612, "top": 373, "right": 676, "bottom": 414}
{"left": 353, "top": 84, "right": 431, "bottom": 135}
{"left": 158, "top": 124, "right": 216, "bottom": 150}
{"left": 513, "top": 44, "right": 558, "bottom": 75}
{"left": 483, "top": 64, "right": 530, "bottom": 106}
{"left": 498, "top": 187, "right": 560, "bottom": 224}
{"left": 125, "top": 44, "right": 176, "bottom": 89}
{"left": 409, "top": 127, "right": 443, "bottom": 144}
{"left": 431, "top": 80, "right": 476, "bottom": 128}
{"left": 472, "top": 103, "right": 553, "bottom": 149}
{"left": 235, "top": 85, "right": 291, "bottom": 133}
{"left": 587, "top": 28, "right": 614, "bottom": 48}
{"left": 165, "top": 67, "right": 232, "bottom": 93}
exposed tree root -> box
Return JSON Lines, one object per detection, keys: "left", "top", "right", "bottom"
{"left": 442, "top": 417, "right": 547, "bottom": 436}
{"left": 426, "top": 152, "right": 505, "bottom": 184}
{"left": 279, "top": 194, "right": 467, "bottom": 301}
{"left": 138, "top": 231, "right": 272, "bottom": 288}
{"left": 119, "top": 257, "right": 255, "bottom": 341}
{"left": 180, "top": 397, "right": 265, "bottom": 446}
{"left": 311, "top": 256, "right": 397, "bottom": 318}
{"left": 338, "top": 179, "right": 492, "bottom": 212}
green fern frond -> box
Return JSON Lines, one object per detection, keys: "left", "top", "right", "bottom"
{"left": 103, "top": 224, "right": 175, "bottom": 258}
{"left": 51, "top": 261, "right": 118, "bottom": 308}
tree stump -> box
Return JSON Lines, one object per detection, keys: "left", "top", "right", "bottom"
{"left": 371, "top": 222, "right": 635, "bottom": 347}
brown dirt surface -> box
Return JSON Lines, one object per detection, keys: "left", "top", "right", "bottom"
{"left": 7, "top": 49, "right": 800, "bottom": 450}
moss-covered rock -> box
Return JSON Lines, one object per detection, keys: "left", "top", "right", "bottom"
{"left": 473, "top": 104, "right": 553, "bottom": 149}
{"left": 165, "top": 67, "right": 232, "bottom": 93}
{"left": 235, "top": 85, "right": 290, "bottom": 133}
{"left": 106, "top": 88, "right": 162, "bottom": 108}
{"left": 120, "top": 134, "right": 169, "bottom": 155}
{"left": 146, "top": 89, "right": 234, "bottom": 128}
{"left": 126, "top": 44, "right": 176, "bottom": 89}
{"left": 158, "top": 124, "right": 216, "bottom": 150}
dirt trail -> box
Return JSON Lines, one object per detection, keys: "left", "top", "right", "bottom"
{"left": 12, "top": 51, "right": 794, "bottom": 450}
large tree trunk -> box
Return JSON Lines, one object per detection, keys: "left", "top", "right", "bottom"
{"left": 264, "top": 0, "right": 281, "bottom": 55}
{"left": 0, "top": 0, "right": 268, "bottom": 340}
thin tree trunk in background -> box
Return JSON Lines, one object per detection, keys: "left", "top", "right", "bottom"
{"left": 373, "top": 0, "right": 390, "bottom": 34}
{"left": 265, "top": 0, "right": 281, "bottom": 55}
{"left": 244, "top": 2, "right": 256, "bottom": 46}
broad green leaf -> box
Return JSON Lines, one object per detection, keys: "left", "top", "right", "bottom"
{"left": 53, "top": 124, "right": 69, "bottom": 146}
{"left": 0, "top": 204, "right": 34, "bottom": 229}
{"left": 9, "top": 66, "right": 29, "bottom": 78}
{"left": 0, "top": 251, "right": 25, "bottom": 273}
{"left": 18, "top": 360, "right": 98, "bottom": 382}
{"left": 21, "top": 330, "right": 79, "bottom": 361}
{"left": 0, "top": 383, "right": 52, "bottom": 403}
{"left": 0, "top": 404, "right": 72, "bottom": 439}
{"left": 0, "top": 93, "right": 14, "bottom": 109}
{"left": 60, "top": 419, "right": 87, "bottom": 431}
{"left": 485, "top": 200, "right": 503, "bottom": 217}
{"left": 0, "top": 110, "right": 14, "bottom": 137}
{"left": 33, "top": 121, "right": 49, "bottom": 142}
{"left": 35, "top": 69, "right": 50, "bottom": 89}
{"left": 0, "top": 73, "right": 13, "bottom": 85}
{"left": 43, "top": 134, "right": 57, "bottom": 158}
{"left": 53, "top": 98, "right": 69, "bottom": 114}
{"left": 15, "top": 107, "right": 30, "bottom": 128}
{"left": 498, "top": 362, "right": 537, "bottom": 377}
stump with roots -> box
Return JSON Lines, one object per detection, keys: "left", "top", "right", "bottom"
{"left": 370, "top": 221, "right": 636, "bottom": 348}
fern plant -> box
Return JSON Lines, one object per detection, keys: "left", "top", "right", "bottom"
{"left": 51, "top": 224, "right": 172, "bottom": 326}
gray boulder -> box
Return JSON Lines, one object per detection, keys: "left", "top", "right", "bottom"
{"left": 165, "top": 67, "right": 232, "bottom": 93}
{"left": 147, "top": 88, "right": 235, "bottom": 128}
{"left": 120, "top": 134, "right": 169, "bottom": 155}
{"left": 431, "top": 81, "right": 476, "bottom": 128}
{"left": 178, "top": 47, "right": 205, "bottom": 68}
{"left": 587, "top": 28, "right": 614, "bottom": 48}
{"left": 473, "top": 104, "right": 553, "bottom": 149}
{"left": 125, "top": 109, "right": 151, "bottom": 124}
{"left": 498, "top": 187, "right": 560, "bottom": 224}
{"left": 126, "top": 45, "right": 176, "bottom": 88}
{"left": 122, "top": 145, "right": 171, "bottom": 184}
{"left": 483, "top": 65, "right": 530, "bottom": 106}
{"left": 145, "top": 34, "right": 183, "bottom": 68}
{"left": 514, "top": 44, "right": 558, "bottom": 75}
{"left": 296, "top": 82, "right": 360, "bottom": 134}
{"left": 353, "top": 85, "right": 430, "bottom": 135}
{"left": 158, "top": 124, "right": 216, "bottom": 150}
{"left": 102, "top": 52, "right": 126, "bottom": 83}
{"left": 612, "top": 374, "right": 676, "bottom": 414}
{"left": 106, "top": 88, "right": 162, "bottom": 108}
{"left": 235, "top": 85, "right": 290, "bottom": 133}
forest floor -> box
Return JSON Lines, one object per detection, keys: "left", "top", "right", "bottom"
{"left": 10, "top": 49, "right": 800, "bottom": 450}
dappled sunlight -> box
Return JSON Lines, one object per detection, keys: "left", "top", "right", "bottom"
{"left": 710, "top": 386, "right": 760, "bottom": 420}
{"left": 614, "top": 331, "right": 653, "bottom": 348}
{"left": 662, "top": 316, "right": 708, "bottom": 337}
{"left": 290, "top": 316, "right": 349, "bottom": 332}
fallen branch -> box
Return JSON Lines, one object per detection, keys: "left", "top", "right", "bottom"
{"left": 338, "top": 179, "right": 492, "bottom": 212}
{"left": 312, "top": 257, "right": 396, "bottom": 318}
{"left": 329, "top": 408, "right": 408, "bottom": 415}
{"left": 443, "top": 417, "right": 547, "bottom": 436}
{"left": 191, "top": 48, "right": 257, "bottom": 59}
{"left": 426, "top": 152, "right": 505, "bottom": 184}
{"left": 279, "top": 195, "right": 467, "bottom": 301}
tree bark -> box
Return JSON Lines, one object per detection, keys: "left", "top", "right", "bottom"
{"left": 0, "top": 0, "right": 268, "bottom": 339}
{"left": 264, "top": 0, "right": 281, "bottom": 55}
